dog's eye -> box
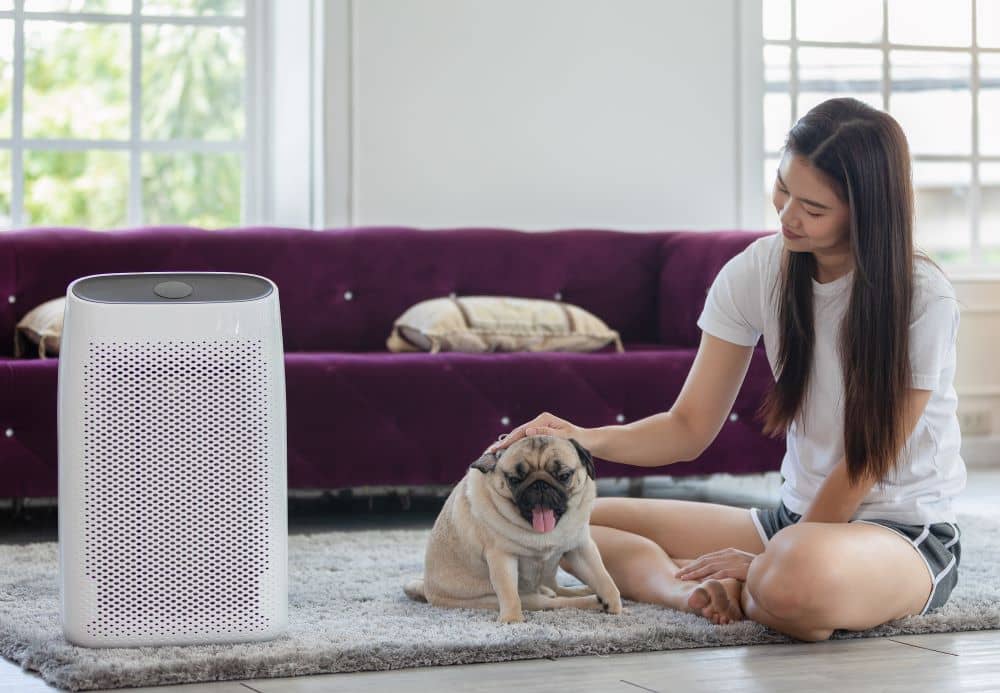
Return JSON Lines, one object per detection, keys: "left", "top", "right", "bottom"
{"left": 558, "top": 470, "right": 574, "bottom": 483}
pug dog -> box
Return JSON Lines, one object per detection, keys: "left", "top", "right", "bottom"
{"left": 403, "top": 435, "right": 622, "bottom": 623}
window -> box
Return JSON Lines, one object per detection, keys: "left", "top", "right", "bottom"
{"left": 0, "top": 0, "right": 257, "bottom": 230}
{"left": 762, "top": 0, "right": 1000, "bottom": 268}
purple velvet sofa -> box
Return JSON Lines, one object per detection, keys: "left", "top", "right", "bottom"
{"left": 0, "top": 226, "right": 784, "bottom": 498}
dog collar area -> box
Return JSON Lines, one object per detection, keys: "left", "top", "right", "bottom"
{"left": 71, "top": 273, "right": 274, "bottom": 304}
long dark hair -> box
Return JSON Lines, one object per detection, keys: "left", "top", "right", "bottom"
{"left": 756, "top": 97, "right": 941, "bottom": 487}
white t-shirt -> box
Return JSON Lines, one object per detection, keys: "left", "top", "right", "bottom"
{"left": 696, "top": 232, "right": 966, "bottom": 525}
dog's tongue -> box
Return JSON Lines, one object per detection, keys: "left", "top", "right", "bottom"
{"left": 532, "top": 506, "right": 556, "bottom": 533}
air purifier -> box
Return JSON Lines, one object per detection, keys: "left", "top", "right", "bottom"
{"left": 57, "top": 272, "right": 288, "bottom": 647}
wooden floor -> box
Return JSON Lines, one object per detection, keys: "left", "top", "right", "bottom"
{"left": 3, "top": 469, "right": 999, "bottom": 692}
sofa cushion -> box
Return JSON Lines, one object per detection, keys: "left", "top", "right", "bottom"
{"left": 0, "top": 345, "right": 783, "bottom": 495}
{"left": 386, "top": 295, "right": 623, "bottom": 353}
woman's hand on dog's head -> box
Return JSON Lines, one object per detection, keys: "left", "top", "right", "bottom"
{"left": 485, "top": 412, "right": 584, "bottom": 454}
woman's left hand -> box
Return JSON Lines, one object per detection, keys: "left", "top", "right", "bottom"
{"left": 674, "top": 548, "right": 757, "bottom": 582}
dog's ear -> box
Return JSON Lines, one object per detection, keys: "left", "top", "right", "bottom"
{"left": 568, "top": 438, "right": 596, "bottom": 480}
{"left": 470, "top": 450, "right": 500, "bottom": 474}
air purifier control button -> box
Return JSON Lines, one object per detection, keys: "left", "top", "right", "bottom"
{"left": 153, "top": 281, "right": 194, "bottom": 299}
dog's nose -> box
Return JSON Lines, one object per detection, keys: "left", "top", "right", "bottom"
{"left": 523, "top": 479, "right": 563, "bottom": 505}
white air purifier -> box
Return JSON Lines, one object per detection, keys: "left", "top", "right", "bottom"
{"left": 57, "top": 272, "right": 288, "bottom": 648}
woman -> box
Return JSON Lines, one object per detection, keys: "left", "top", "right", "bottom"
{"left": 485, "top": 97, "right": 965, "bottom": 642}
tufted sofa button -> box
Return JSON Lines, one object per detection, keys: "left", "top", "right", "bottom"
{"left": 729, "top": 412, "right": 739, "bottom": 422}
{"left": 616, "top": 414, "right": 626, "bottom": 423}
{"left": 7, "top": 295, "right": 14, "bottom": 304}
{"left": 500, "top": 416, "right": 510, "bottom": 426}
{"left": 4, "top": 428, "right": 12, "bottom": 438}
{"left": 553, "top": 291, "right": 562, "bottom": 301}
{"left": 343, "top": 290, "right": 353, "bottom": 301}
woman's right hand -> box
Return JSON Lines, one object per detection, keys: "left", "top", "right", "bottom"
{"left": 484, "top": 412, "right": 590, "bottom": 454}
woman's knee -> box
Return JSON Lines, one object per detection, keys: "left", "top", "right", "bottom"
{"left": 747, "top": 526, "right": 828, "bottom": 618}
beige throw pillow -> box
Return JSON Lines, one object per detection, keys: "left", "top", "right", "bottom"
{"left": 14, "top": 296, "right": 66, "bottom": 358}
{"left": 386, "top": 295, "right": 624, "bottom": 354}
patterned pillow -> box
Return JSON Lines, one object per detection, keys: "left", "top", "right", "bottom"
{"left": 386, "top": 296, "right": 624, "bottom": 354}
{"left": 15, "top": 296, "right": 66, "bottom": 358}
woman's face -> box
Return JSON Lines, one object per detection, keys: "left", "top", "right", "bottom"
{"left": 772, "top": 151, "right": 851, "bottom": 253}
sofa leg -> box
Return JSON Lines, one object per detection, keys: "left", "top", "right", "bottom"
{"left": 10, "top": 497, "right": 24, "bottom": 520}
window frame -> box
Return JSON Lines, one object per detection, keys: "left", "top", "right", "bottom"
{"left": 0, "top": 0, "right": 262, "bottom": 229}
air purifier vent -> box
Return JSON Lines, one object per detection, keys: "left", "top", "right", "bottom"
{"left": 80, "top": 338, "right": 276, "bottom": 639}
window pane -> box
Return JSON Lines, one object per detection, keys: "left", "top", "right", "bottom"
{"left": 0, "top": 149, "right": 10, "bottom": 228}
{"left": 981, "top": 0, "right": 1000, "bottom": 47}
{"left": 0, "top": 20, "right": 11, "bottom": 139}
{"left": 25, "top": 0, "right": 130, "bottom": 11}
{"left": 888, "top": 0, "right": 971, "bottom": 47}
{"left": 981, "top": 54, "right": 1000, "bottom": 156}
{"left": 24, "top": 21, "right": 130, "bottom": 140}
{"left": 142, "top": 24, "right": 244, "bottom": 140}
{"left": 797, "top": 47, "right": 882, "bottom": 117}
{"left": 142, "top": 152, "right": 241, "bottom": 227}
{"left": 23, "top": 150, "right": 128, "bottom": 228}
{"left": 912, "top": 161, "right": 970, "bottom": 252}
{"left": 982, "top": 163, "right": 1000, "bottom": 252}
{"left": 797, "top": 0, "right": 882, "bottom": 43}
{"left": 764, "top": 46, "right": 790, "bottom": 151}
{"left": 764, "top": 156, "right": 780, "bottom": 228}
{"left": 763, "top": 0, "right": 790, "bottom": 41}
{"left": 142, "top": 0, "right": 243, "bottom": 16}
{"left": 0, "top": 2, "right": 11, "bottom": 10}
{"left": 765, "top": 93, "right": 791, "bottom": 153}
{"left": 889, "top": 50, "right": 971, "bottom": 155}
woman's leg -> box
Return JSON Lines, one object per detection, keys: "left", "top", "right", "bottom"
{"left": 579, "top": 524, "right": 745, "bottom": 623}
{"left": 741, "top": 521, "right": 935, "bottom": 641}
{"left": 560, "top": 497, "right": 767, "bottom": 623}
{"left": 589, "top": 497, "right": 768, "bottom": 558}
{"left": 564, "top": 498, "right": 934, "bottom": 640}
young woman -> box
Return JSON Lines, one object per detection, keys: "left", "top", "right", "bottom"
{"left": 485, "top": 97, "right": 965, "bottom": 642}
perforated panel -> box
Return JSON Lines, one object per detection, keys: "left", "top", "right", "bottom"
{"left": 81, "top": 339, "right": 276, "bottom": 640}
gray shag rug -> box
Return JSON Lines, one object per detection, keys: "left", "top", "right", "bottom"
{"left": 2, "top": 512, "right": 999, "bottom": 691}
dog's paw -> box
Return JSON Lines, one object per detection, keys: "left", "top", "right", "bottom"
{"left": 538, "top": 585, "right": 557, "bottom": 598}
{"left": 596, "top": 592, "right": 623, "bottom": 615}
{"left": 499, "top": 610, "right": 525, "bottom": 624}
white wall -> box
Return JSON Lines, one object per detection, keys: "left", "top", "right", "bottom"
{"left": 320, "top": 0, "right": 752, "bottom": 231}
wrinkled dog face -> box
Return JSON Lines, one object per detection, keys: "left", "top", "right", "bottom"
{"left": 470, "top": 436, "right": 596, "bottom": 533}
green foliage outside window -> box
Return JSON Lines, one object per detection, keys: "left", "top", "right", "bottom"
{"left": 2, "top": 2, "right": 244, "bottom": 230}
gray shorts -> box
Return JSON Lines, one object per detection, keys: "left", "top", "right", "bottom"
{"left": 750, "top": 501, "right": 961, "bottom": 615}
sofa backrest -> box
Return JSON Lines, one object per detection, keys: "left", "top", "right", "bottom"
{"left": 6, "top": 226, "right": 766, "bottom": 355}
{"left": 656, "top": 230, "right": 774, "bottom": 349}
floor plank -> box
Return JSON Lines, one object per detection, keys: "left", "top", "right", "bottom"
{"left": 243, "top": 637, "right": 948, "bottom": 693}
{"left": 890, "top": 629, "right": 1000, "bottom": 656}
{"left": 0, "top": 656, "right": 58, "bottom": 691}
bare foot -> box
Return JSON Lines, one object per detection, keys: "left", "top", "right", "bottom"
{"left": 685, "top": 578, "right": 745, "bottom": 625}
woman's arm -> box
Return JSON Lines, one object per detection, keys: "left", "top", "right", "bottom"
{"left": 589, "top": 332, "right": 755, "bottom": 468}
{"left": 801, "top": 387, "right": 934, "bottom": 523}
